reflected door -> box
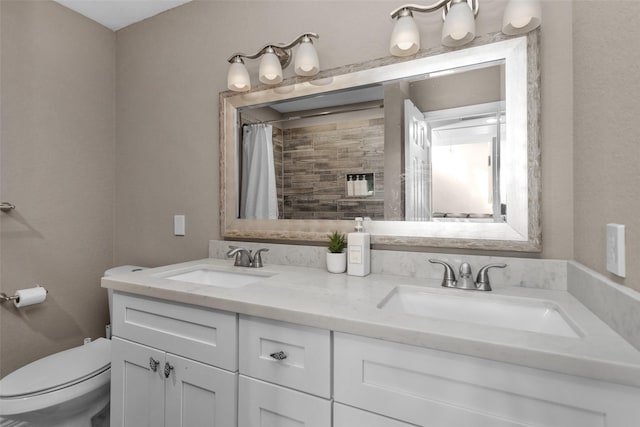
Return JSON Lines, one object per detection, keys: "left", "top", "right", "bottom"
{"left": 404, "top": 99, "right": 431, "bottom": 221}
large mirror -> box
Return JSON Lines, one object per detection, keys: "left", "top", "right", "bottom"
{"left": 220, "top": 32, "right": 540, "bottom": 251}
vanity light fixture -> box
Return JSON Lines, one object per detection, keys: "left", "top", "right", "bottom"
{"left": 226, "top": 32, "right": 320, "bottom": 92}
{"left": 389, "top": 0, "right": 541, "bottom": 56}
{"left": 502, "top": 0, "right": 542, "bottom": 35}
{"left": 390, "top": 0, "right": 478, "bottom": 55}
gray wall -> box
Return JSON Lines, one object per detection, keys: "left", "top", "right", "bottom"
{"left": 573, "top": 2, "right": 640, "bottom": 292}
{"left": 114, "top": 0, "right": 574, "bottom": 266}
{"left": 0, "top": 0, "right": 116, "bottom": 375}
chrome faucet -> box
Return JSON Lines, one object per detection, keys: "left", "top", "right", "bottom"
{"left": 252, "top": 248, "right": 269, "bottom": 268}
{"left": 429, "top": 259, "right": 506, "bottom": 291}
{"left": 226, "top": 246, "right": 269, "bottom": 268}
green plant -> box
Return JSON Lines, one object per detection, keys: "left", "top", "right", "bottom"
{"left": 327, "top": 230, "right": 347, "bottom": 253}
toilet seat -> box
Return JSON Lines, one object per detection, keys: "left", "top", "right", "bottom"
{"left": 0, "top": 338, "right": 110, "bottom": 398}
{"left": 0, "top": 338, "right": 111, "bottom": 416}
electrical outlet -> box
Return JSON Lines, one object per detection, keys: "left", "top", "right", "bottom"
{"left": 606, "top": 224, "right": 625, "bottom": 277}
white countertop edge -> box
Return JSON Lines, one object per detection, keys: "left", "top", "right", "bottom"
{"left": 102, "top": 258, "right": 640, "bottom": 388}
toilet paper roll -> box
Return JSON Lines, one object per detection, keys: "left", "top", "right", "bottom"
{"left": 14, "top": 286, "right": 47, "bottom": 308}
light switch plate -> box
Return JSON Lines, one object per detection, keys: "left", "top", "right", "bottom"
{"left": 174, "top": 215, "right": 185, "bottom": 236}
{"left": 606, "top": 224, "right": 625, "bottom": 277}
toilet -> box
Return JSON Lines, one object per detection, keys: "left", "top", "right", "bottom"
{"left": 0, "top": 266, "right": 144, "bottom": 427}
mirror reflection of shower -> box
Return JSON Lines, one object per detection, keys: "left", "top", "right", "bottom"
{"left": 235, "top": 62, "right": 506, "bottom": 223}
{"left": 239, "top": 124, "right": 279, "bottom": 219}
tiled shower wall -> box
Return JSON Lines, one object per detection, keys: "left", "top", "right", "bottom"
{"left": 272, "top": 127, "right": 284, "bottom": 216}
{"left": 279, "top": 118, "right": 385, "bottom": 220}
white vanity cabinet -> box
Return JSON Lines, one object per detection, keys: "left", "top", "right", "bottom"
{"left": 238, "top": 315, "right": 332, "bottom": 427}
{"left": 106, "top": 275, "right": 640, "bottom": 427}
{"left": 110, "top": 293, "right": 238, "bottom": 427}
{"left": 334, "top": 333, "right": 640, "bottom": 427}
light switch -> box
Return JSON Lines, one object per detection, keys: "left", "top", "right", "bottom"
{"left": 606, "top": 224, "right": 625, "bottom": 277}
{"left": 174, "top": 215, "right": 185, "bottom": 236}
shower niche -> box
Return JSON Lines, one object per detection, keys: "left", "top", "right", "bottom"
{"left": 346, "top": 173, "right": 375, "bottom": 197}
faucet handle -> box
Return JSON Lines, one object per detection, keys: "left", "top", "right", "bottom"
{"left": 475, "top": 263, "right": 507, "bottom": 291}
{"left": 252, "top": 248, "right": 269, "bottom": 268}
{"left": 429, "top": 259, "right": 457, "bottom": 288}
{"left": 226, "top": 246, "right": 253, "bottom": 267}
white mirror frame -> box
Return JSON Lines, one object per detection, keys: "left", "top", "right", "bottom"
{"left": 220, "top": 31, "right": 540, "bottom": 251}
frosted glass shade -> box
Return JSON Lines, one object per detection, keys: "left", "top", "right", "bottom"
{"left": 259, "top": 50, "right": 283, "bottom": 85}
{"left": 502, "top": 0, "right": 542, "bottom": 35}
{"left": 441, "top": 2, "right": 476, "bottom": 47}
{"left": 390, "top": 14, "right": 420, "bottom": 57}
{"left": 227, "top": 61, "right": 251, "bottom": 92}
{"left": 294, "top": 40, "right": 319, "bottom": 76}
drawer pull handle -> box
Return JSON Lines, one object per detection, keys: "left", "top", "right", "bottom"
{"left": 149, "top": 357, "right": 160, "bottom": 372}
{"left": 164, "top": 362, "right": 174, "bottom": 378}
{"left": 269, "top": 351, "right": 287, "bottom": 361}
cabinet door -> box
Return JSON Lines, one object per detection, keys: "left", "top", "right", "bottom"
{"left": 335, "top": 333, "right": 640, "bottom": 427}
{"left": 111, "top": 337, "right": 165, "bottom": 427}
{"left": 334, "top": 403, "right": 416, "bottom": 427}
{"left": 238, "top": 375, "right": 331, "bottom": 427}
{"left": 164, "top": 353, "right": 238, "bottom": 427}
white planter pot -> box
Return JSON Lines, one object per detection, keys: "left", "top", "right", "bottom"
{"left": 326, "top": 252, "right": 347, "bottom": 273}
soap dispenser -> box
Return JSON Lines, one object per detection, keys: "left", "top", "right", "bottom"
{"left": 347, "top": 217, "right": 370, "bottom": 276}
{"left": 347, "top": 175, "right": 355, "bottom": 196}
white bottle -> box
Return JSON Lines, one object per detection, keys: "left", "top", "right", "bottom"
{"left": 362, "top": 174, "right": 370, "bottom": 195}
{"left": 347, "top": 175, "right": 355, "bottom": 197}
{"left": 357, "top": 175, "right": 365, "bottom": 196}
{"left": 347, "top": 217, "right": 370, "bottom": 276}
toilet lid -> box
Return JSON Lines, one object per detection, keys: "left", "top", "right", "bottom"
{"left": 0, "top": 338, "right": 111, "bottom": 398}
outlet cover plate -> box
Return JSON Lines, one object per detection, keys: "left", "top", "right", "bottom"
{"left": 174, "top": 215, "right": 185, "bottom": 236}
{"left": 606, "top": 223, "right": 625, "bottom": 277}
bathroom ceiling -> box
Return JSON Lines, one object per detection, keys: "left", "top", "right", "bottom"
{"left": 53, "top": 0, "right": 192, "bottom": 31}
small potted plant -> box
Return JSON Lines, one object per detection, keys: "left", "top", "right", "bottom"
{"left": 326, "top": 230, "right": 347, "bottom": 273}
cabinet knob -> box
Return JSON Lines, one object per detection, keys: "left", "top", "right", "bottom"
{"left": 149, "top": 357, "right": 160, "bottom": 372}
{"left": 269, "top": 351, "right": 287, "bottom": 361}
{"left": 164, "top": 362, "right": 174, "bottom": 378}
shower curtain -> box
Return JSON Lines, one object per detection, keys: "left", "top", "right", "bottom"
{"left": 241, "top": 124, "right": 279, "bottom": 219}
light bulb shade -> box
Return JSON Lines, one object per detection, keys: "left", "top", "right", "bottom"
{"left": 441, "top": 2, "right": 476, "bottom": 47}
{"left": 227, "top": 60, "right": 251, "bottom": 92}
{"left": 259, "top": 50, "right": 283, "bottom": 85}
{"left": 390, "top": 14, "right": 420, "bottom": 57}
{"left": 502, "top": 0, "right": 541, "bottom": 35}
{"left": 294, "top": 39, "right": 319, "bottom": 76}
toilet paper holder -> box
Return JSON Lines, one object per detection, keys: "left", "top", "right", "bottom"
{"left": 0, "top": 293, "right": 19, "bottom": 303}
{"left": 0, "top": 286, "right": 48, "bottom": 303}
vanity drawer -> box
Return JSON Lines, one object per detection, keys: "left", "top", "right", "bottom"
{"left": 334, "top": 333, "right": 640, "bottom": 427}
{"left": 112, "top": 292, "right": 237, "bottom": 371}
{"left": 238, "top": 375, "right": 331, "bottom": 427}
{"left": 239, "top": 315, "right": 330, "bottom": 398}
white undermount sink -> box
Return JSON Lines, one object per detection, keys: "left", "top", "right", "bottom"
{"left": 162, "top": 267, "right": 273, "bottom": 289}
{"left": 378, "top": 286, "right": 581, "bottom": 338}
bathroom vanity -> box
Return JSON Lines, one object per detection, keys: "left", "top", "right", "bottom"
{"left": 103, "top": 257, "right": 640, "bottom": 427}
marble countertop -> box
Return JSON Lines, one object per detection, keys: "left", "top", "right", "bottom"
{"left": 102, "top": 258, "right": 640, "bottom": 388}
